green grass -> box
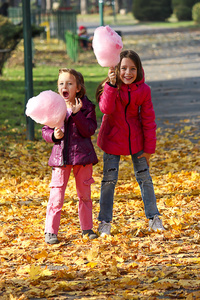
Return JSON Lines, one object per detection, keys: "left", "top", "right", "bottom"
{"left": 0, "top": 67, "right": 25, "bottom": 128}
{"left": 0, "top": 62, "right": 107, "bottom": 139}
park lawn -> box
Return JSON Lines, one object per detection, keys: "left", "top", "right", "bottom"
{"left": 0, "top": 35, "right": 109, "bottom": 137}
{"left": 0, "top": 60, "right": 107, "bottom": 138}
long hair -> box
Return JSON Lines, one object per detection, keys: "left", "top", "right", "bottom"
{"left": 96, "top": 50, "right": 143, "bottom": 103}
{"left": 58, "top": 68, "right": 86, "bottom": 98}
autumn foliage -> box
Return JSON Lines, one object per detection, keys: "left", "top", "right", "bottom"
{"left": 0, "top": 122, "right": 199, "bottom": 299}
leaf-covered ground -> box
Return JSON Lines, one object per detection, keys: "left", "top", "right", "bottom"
{"left": 0, "top": 124, "right": 199, "bottom": 300}
{"left": 1, "top": 28, "right": 200, "bottom": 299}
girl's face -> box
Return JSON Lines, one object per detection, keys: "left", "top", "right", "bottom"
{"left": 58, "top": 72, "right": 80, "bottom": 105}
{"left": 119, "top": 57, "right": 137, "bottom": 85}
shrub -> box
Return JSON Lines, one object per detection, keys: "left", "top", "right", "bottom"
{"left": 172, "top": 0, "right": 199, "bottom": 8}
{"left": 133, "top": 0, "right": 172, "bottom": 22}
{"left": 192, "top": 2, "right": 200, "bottom": 22}
{"left": 183, "top": 0, "right": 199, "bottom": 6}
{"left": 172, "top": 0, "right": 199, "bottom": 20}
{"left": 175, "top": 4, "right": 192, "bottom": 19}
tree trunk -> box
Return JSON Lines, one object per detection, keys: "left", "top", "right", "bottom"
{"left": 80, "top": 0, "right": 88, "bottom": 15}
{"left": 114, "top": 0, "right": 119, "bottom": 13}
{"left": 46, "top": 0, "right": 52, "bottom": 10}
{"left": 40, "top": 0, "right": 46, "bottom": 10}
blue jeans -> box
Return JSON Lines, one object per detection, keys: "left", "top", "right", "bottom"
{"left": 98, "top": 151, "right": 160, "bottom": 222}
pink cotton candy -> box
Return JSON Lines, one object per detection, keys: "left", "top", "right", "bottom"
{"left": 25, "top": 90, "right": 67, "bottom": 128}
{"left": 92, "top": 25, "right": 123, "bottom": 67}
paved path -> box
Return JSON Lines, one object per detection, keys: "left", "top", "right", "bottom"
{"left": 140, "top": 30, "right": 200, "bottom": 130}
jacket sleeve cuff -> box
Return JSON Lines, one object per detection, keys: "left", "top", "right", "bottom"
{"left": 108, "top": 82, "right": 117, "bottom": 88}
{"left": 52, "top": 132, "right": 62, "bottom": 143}
{"left": 143, "top": 146, "right": 156, "bottom": 154}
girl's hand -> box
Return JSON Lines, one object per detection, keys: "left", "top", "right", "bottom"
{"left": 137, "top": 152, "right": 151, "bottom": 166}
{"left": 108, "top": 67, "right": 116, "bottom": 86}
{"left": 54, "top": 127, "right": 64, "bottom": 140}
{"left": 71, "top": 98, "right": 82, "bottom": 114}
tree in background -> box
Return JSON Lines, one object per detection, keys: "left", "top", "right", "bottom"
{"left": 0, "top": 1, "right": 9, "bottom": 16}
{"left": 0, "top": 15, "right": 44, "bottom": 75}
{"left": 172, "top": 0, "right": 199, "bottom": 20}
{"left": 0, "top": 15, "right": 22, "bottom": 75}
{"left": 133, "top": 0, "right": 172, "bottom": 21}
{"left": 172, "top": 0, "right": 199, "bottom": 7}
{"left": 80, "top": 0, "right": 87, "bottom": 14}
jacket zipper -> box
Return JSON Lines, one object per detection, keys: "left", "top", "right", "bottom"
{"left": 64, "top": 118, "right": 70, "bottom": 165}
{"left": 125, "top": 86, "right": 132, "bottom": 155}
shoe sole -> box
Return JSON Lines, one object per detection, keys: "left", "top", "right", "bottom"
{"left": 82, "top": 234, "right": 98, "bottom": 239}
{"left": 45, "top": 240, "right": 59, "bottom": 244}
{"left": 149, "top": 227, "right": 165, "bottom": 232}
{"left": 100, "top": 232, "right": 111, "bottom": 237}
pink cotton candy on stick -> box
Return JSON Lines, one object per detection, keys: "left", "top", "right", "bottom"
{"left": 92, "top": 25, "right": 123, "bottom": 67}
{"left": 25, "top": 90, "right": 67, "bottom": 128}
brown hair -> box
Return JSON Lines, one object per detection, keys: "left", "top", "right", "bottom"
{"left": 58, "top": 68, "right": 86, "bottom": 98}
{"left": 96, "top": 50, "right": 143, "bottom": 103}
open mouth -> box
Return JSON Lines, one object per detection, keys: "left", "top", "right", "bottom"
{"left": 63, "top": 91, "right": 69, "bottom": 98}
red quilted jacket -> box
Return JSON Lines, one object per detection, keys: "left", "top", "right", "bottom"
{"left": 97, "top": 76, "right": 157, "bottom": 155}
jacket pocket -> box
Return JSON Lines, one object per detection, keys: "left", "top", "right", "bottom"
{"left": 49, "top": 167, "right": 65, "bottom": 187}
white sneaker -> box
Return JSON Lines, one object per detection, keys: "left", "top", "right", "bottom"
{"left": 98, "top": 221, "right": 111, "bottom": 237}
{"left": 149, "top": 215, "right": 165, "bottom": 232}
{"left": 45, "top": 233, "right": 59, "bottom": 244}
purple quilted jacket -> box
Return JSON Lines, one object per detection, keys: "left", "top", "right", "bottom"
{"left": 42, "top": 96, "right": 98, "bottom": 167}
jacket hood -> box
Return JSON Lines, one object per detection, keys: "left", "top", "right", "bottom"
{"left": 81, "top": 95, "right": 95, "bottom": 110}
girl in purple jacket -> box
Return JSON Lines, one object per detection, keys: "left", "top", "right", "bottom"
{"left": 96, "top": 50, "right": 165, "bottom": 237}
{"left": 42, "top": 68, "right": 98, "bottom": 244}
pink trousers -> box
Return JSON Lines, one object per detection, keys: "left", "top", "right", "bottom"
{"left": 45, "top": 164, "right": 94, "bottom": 234}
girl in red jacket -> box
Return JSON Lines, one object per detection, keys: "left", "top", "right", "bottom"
{"left": 42, "top": 68, "right": 98, "bottom": 244}
{"left": 96, "top": 50, "right": 165, "bottom": 236}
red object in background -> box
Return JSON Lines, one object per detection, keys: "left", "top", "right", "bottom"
{"left": 59, "top": 7, "right": 72, "bottom": 10}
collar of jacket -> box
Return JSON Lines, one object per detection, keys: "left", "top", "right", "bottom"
{"left": 120, "top": 81, "right": 141, "bottom": 92}
{"left": 80, "top": 95, "right": 95, "bottom": 110}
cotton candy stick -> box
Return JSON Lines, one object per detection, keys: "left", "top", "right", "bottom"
{"left": 25, "top": 90, "right": 67, "bottom": 128}
{"left": 92, "top": 25, "right": 123, "bottom": 67}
